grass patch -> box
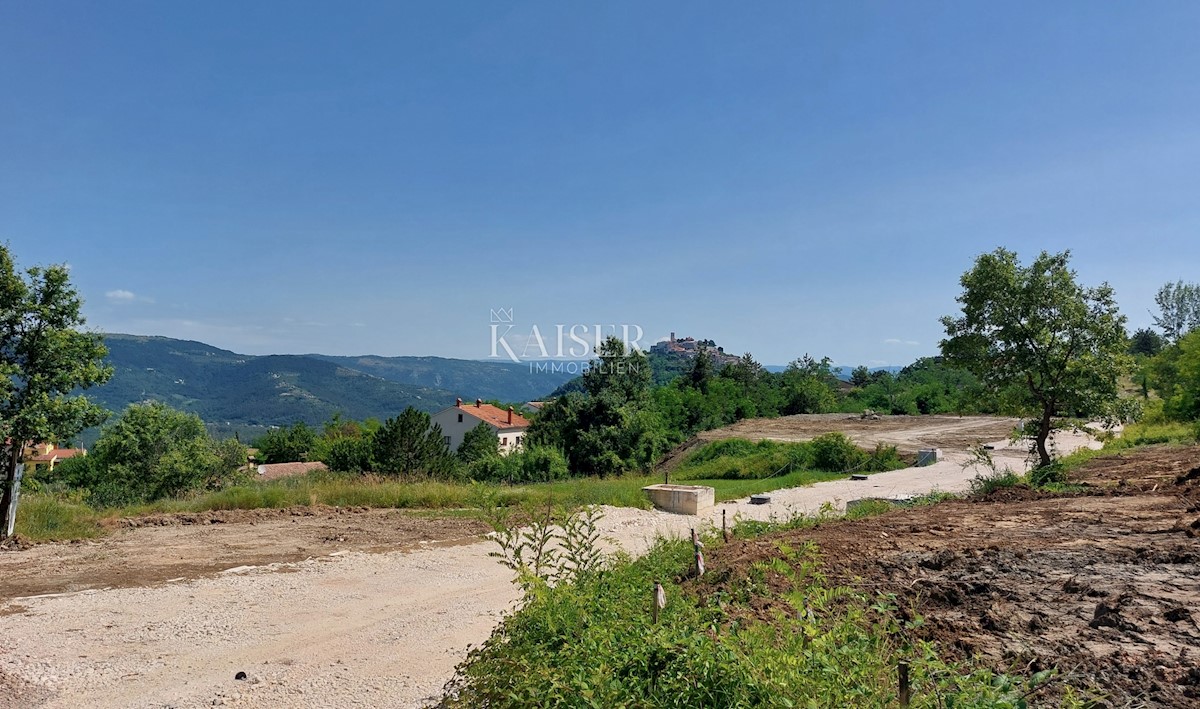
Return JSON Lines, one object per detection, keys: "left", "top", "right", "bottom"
{"left": 10, "top": 437, "right": 920, "bottom": 542}
{"left": 10, "top": 465, "right": 853, "bottom": 542}
{"left": 1101, "top": 420, "right": 1197, "bottom": 449}
{"left": 13, "top": 493, "right": 106, "bottom": 542}
{"left": 677, "top": 436, "right": 906, "bottom": 481}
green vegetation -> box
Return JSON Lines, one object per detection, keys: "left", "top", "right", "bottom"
{"left": 47, "top": 402, "right": 249, "bottom": 507}
{"left": 0, "top": 245, "right": 113, "bottom": 538}
{"left": 16, "top": 437, "right": 885, "bottom": 542}
{"left": 88, "top": 335, "right": 579, "bottom": 444}
{"left": 1150, "top": 280, "right": 1200, "bottom": 344}
{"left": 674, "top": 436, "right": 905, "bottom": 481}
{"left": 443, "top": 523, "right": 1067, "bottom": 708}
{"left": 12, "top": 491, "right": 105, "bottom": 541}
{"left": 941, "top": 248, "right": 1131, "bottom": 469}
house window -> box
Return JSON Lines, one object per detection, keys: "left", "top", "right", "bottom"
{"left": 457, "top": 414, "right": 463, "bottom": 423}
{"left": 444, "top": 436, "right": 451, "bottom": 446}
{"left": 502, "top": 437, "right": 508, "bottom": 445}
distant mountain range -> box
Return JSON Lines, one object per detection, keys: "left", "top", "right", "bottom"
{"left": 89, "top": 335, "right": 576, "bottom": 441}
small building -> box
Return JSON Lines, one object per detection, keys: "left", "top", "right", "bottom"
{"left": 23, "top": 442, "right": 87, "bottom": 473}
{"left": 431, "top": 398, "right": 531, "bottom": 456}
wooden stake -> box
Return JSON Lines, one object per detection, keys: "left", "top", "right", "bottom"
{"left": 722, "top": 509, "right": 727, "bottom": 540}
{"left": 652, "top": 581, "right": 664, "bottom": 624}
{"left": 898, "top": 661, "right": 910, "bottom": 707}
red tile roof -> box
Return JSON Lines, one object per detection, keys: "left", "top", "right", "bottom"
{"left": 257, "top": 461, "right": 328, "bottom": 481}
{"left": 27, "top": 447, "right": 85, "bottom": 463}
{"left": 458, "top": 402, "right": 530, "bottom": 429}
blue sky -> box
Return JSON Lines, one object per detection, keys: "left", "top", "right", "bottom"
{"left": 3, "top": 2, "right": 1198, "bottom": 367}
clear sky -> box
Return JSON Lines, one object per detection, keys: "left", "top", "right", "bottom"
{"left": 3, "top": 2, "right": 1198, "bottom": 367}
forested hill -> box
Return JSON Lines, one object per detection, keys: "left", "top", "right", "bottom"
{"left": 307, "top": 354, "right": 574, "bottom": 403}
{"left": 92, "top": 335, "right": 573, "bottom": 436}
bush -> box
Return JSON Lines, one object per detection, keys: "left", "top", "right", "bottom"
{"left": 968, "top": 469, "right": 1024, "bottom": 496}
{"left": 443, "top": 533, "right": 1063, "bottom": 708}
{"left": 1029, "top": 462, "right": 1067, "bottom": 487}
{"left": 810, "top": 432, "right": 868, "bottom": 472}
{"left": 319, "top": 436, "right": 375, "bottom": 473}
{"left": 675, "top": 439, "right": 813, "bottom": 480}
{"left": 46, "top": 402, "right": 249, "bottom": 506}
{"left": 469, "top": 447, "right": 571, "bottom": 484}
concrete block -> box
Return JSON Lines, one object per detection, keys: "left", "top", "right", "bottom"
{"left": 916, "top": 449, "right": 941, "bottom": 467}
{"left": 642, "top": 484, "right": 715, "bottom": 515}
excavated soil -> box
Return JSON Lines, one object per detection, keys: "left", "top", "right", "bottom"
{"left": 0, "top": 506, "right": 487, "bottom": 601}
{"left": 696, "top": 445, "right": 1200, "bottom": 708}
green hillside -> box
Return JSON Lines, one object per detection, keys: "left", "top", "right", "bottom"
{"left": 89, "top": 335, "right": 571, "bottom": 440}
{"left": 309, "top": 354, "right": 575, "bottom": 403}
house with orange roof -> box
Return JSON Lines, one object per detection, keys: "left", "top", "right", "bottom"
{"left": 431, "top": 398, "right": 530, "bottom": 456}
{"left": 23, "top": 442, "right": 87, "bottom": 473}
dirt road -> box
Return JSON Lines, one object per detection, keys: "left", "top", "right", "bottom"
{"left": 698, "top": 413, "right": 1021, "bottom": 454}
{"left": 0, "top": 416, "right": 1113, "bottom": 708}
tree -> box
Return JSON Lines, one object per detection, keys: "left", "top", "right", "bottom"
{"left": 372, "top": 407, "right": 453, "bottom": 476}
{"left": 849, "top": 365, "right": 871, "bottom": 388}
{"left": 1128, "top": 327, "right": 1165, "bottom": 357}
{"left": 683, "top": 344, "right": 714, "bottom": 393}
{"left": 780, "top": 355, "right": 838, "bottom": 415}
{"left": 1149, "top": 329, "right": 1200, "bottom": 421}
{"left": 0, "top": 246, "right": 112, "bottom": 536}
{"left": 458, "top": 421, "right": 499, "bottom": 462}
{"left": 1152, "top": 280, "right": 1200, "bottom": 344}
{"left": 940, "top": 248, "right": 1129, "bottom": 468}
{"left": 52, "top": 401, "right": 248, "bottom": 506}
{"left": 254, "top": 421, "right": 316, "bottom": 463}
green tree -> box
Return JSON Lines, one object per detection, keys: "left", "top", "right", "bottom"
{"left": 458, "top": 421, "right": 499, "bottom": 463}
{"left": 849, "top": 366, "right": 871, "bottom": 388}
{"left": 320, "top": 436, "right": 375, "bottom": 473}
{"left": 53, "top": 401, "right": 247, "bottom": 506}
{"left": 1152, "top": 280, "right": 1200, "bottom": 344}
{"left": 1151, "top": 330, "right": 1200, "bottom": 420}
{"left": 0, "top": 246, "right": 112, "bottom": 536}
{"left": 1128, "top": 327, "right": 1165, "bottom": 357}
{"left": 254, "top": 422, "right": 317, "bottom": 463}
{"left": 683, "top": 344, "right": 714, "bottom": 393}
{"left": 582, "top": 336, "right": 652, "bottom": 402}
{"left": 940, "top": 248, "right": 1129, "bottom": 468}
{"left": 373, "top": 407, "right": 454, "bottom": 476}
{"left": 780, "top": 355, "right": 838, "bottom": 415}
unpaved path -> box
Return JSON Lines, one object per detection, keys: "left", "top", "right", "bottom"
{"left": 0, "top": 416, "right": 1103, "bottom": 708}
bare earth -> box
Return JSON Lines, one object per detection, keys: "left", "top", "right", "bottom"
{"left": 2, "top": 414, "right": 1176, "bottom": 709}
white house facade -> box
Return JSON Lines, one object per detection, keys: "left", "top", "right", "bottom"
{"left": 430, "top": 398, "right": 531, "bottom": 456}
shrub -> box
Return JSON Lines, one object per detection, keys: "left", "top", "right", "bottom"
{"left": 968, "top": 469, "right": 1024, "bottom": 496}
{"left": 675, "top": 439, "right": 813, "bottom": 480}
{"left": 469, "top": 447, "right": 570, "bottom": 484}
{"left": 1029, "top": 462, "right": 1067, "bottom": 487}
{"left": 319, "top": 436, "right": 375, "bottom": 473}
{"left": 810, "top": 432, "right": 868, "bottom": 472}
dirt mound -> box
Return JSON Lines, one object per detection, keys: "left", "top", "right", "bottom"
{"left": 696, "top": 447, "right": 1200, "bottom": 707}
{"left": 116, "top": 504, "right": 376, "bottom": 528}
{"left": 1070, "top": 444, "right": 1200, "bottom": 488}
{"left": 0, "top": 534, "right": 34, "bottom": 551}
{"left": 1, "top": 507, "right": 487, "bottom": 601}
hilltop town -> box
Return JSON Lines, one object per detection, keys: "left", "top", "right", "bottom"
{"left": 649, "top": 332, "right": 742, "bottom": 368}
